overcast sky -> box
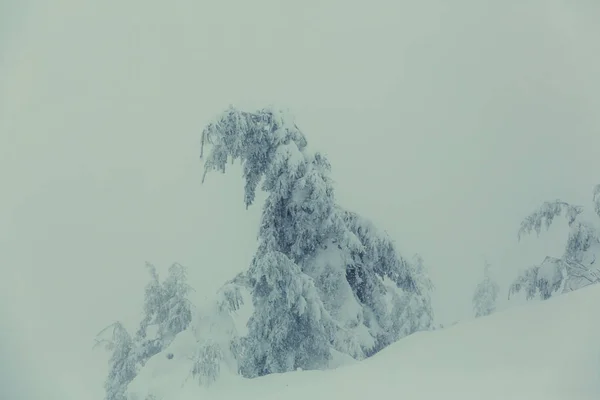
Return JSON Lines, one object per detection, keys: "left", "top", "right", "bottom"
{"left": 2, "top": 1, "right": 600, "bottom": 399}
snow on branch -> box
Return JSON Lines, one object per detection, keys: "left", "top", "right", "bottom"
{"left": 94, "top": 321, "right": 131, "bottom": 352}
{"left": 200, "top": 106, "right": 308, "bottom": 208}
{"left": 518, "top": 200, "right": 583, "bottom": 241}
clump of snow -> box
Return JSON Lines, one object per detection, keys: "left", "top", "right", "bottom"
{"left": 127, "top": 284, "right": 600, "bottom": 400}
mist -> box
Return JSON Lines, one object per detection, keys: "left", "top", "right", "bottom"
{"left": 1, "top": 1, "right": 600, "bottom": 398}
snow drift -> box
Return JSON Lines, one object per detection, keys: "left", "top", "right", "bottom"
{"left": 127, "top": 283, "right": 600, "bottom": 400}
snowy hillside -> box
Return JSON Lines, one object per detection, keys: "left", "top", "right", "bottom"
{"left": 127, "top": 284, "right": 600, "bottom": 400}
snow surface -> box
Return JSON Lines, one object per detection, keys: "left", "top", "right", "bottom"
{"left": 127, "top": 284, "right": 600, "bottom": 400}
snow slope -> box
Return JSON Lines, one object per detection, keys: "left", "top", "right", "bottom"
{"left": 128, "top": 284, "right": 600, "bottom": 400}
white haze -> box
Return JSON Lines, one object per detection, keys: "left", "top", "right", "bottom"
{"left": 1, "top": 1, "right": 600, "bottom": 398}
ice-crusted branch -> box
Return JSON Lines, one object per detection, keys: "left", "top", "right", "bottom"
{"left": 517, "top": 200, "right": 583, "bottom": 241}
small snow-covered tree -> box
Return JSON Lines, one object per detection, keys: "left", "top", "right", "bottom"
{"left": 98, "top": 263, "right": 193, "bottom": 399}
{"left": 95, "top": 322, "right": 137, "bottom": 400}
{"left": 510, "top": 188, "right": 600, "bottom": 301}
{"left": 135, "top": 263, "right": 163, "bottom": 361}
{"left": 191, "top": 340, "right": 223, "bottom": 385}
{"left": 160, "top": 263, "right": 194, "bottom": 341}
{"left": 408, "top": 254, "right": 435, "bottom": 327}
{"left": 472, "top": 261, "right": 499, "bottom": 318}
{"left": 201, "top": 106, "right": 433, "bottom": 376}
{"left": 389, "top": 255, "right": 434, "bottom": 341}
{"left": 136, "top": 263, "right": 193, "bottom": 362}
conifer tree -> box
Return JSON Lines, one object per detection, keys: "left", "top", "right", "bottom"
{"left": 160, "top": 263, "right": 194, "bottom": 342}
{"left": 136, "top": 263, "right": 193, "bottom": 362}
{"left": 95, "top": 322, "right": 137, "bottom": 400}
{"left": 389, "top": 255, "right": 434, "bottom": 342}
{"left": 97, "top": 263, "right": 193, "bottom": 399}
{"left": 472, "top": 261, "right": 499, "bottom": 318}
{"left": 191, "top": 340, "right": 223, "bottom": 385}
{"left": 201, "top": 106, "right": 433, "bottom": 376}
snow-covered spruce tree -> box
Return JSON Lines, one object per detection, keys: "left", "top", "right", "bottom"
{"left": 160, "top": 263, "right": 194, "bottom": 340}
{"left": 135, "top": 262, "right": 193, "bottom": 362}
{"left": 389, "top": 255, "right": 434, "bottom": 340}
{"left": 134, "top": 263, "right": 163, "bottom": 362}
{"left": 97, "top": 263, "right": 193, "bottom": 399}
{"left": 191, "top": 340, "right": 223, "bottom": 385}
{"left": 472, "top": 261, "right": 499, "bottom": 318}
{"left": 201, "top": 106, "right": 433, "bottom": 376}
{"left": 510, "top": 191, "right": 600, "bottom": 301}
{"left": 95, "top": 322, "right": 137, "bottom": 400}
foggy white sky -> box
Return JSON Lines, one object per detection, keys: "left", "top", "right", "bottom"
{"left": 2, "top": 1, "right": 600, "bottom": 398}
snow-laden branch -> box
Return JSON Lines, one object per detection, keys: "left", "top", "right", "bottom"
{"left": 518, "top": 200, "right": 583, "bottom": 241}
